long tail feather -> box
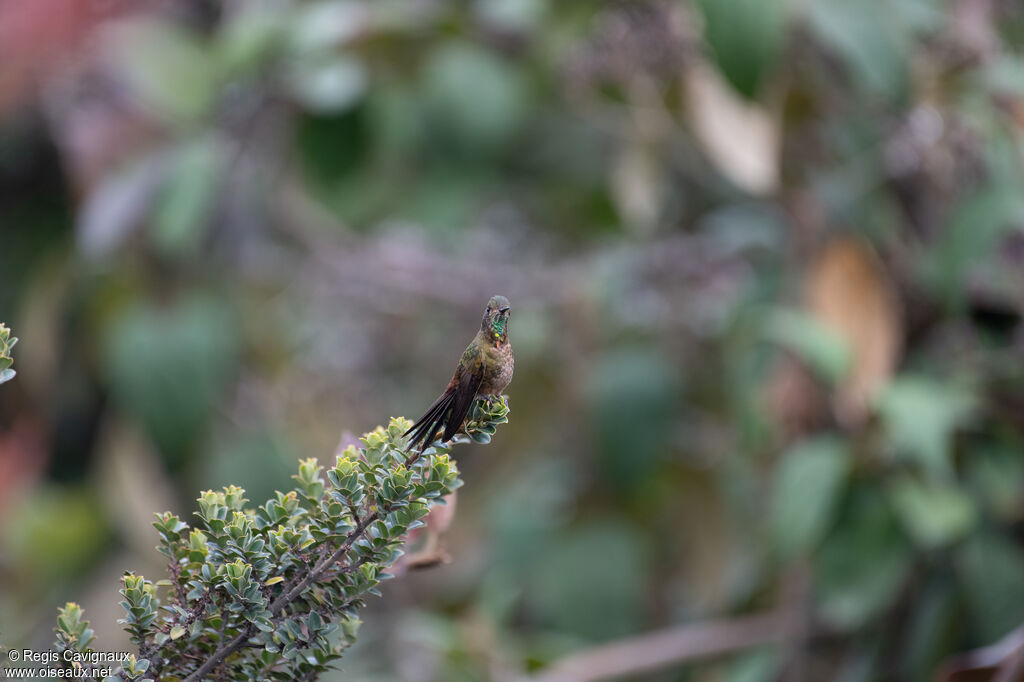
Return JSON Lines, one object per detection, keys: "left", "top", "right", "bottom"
{"left": 443, "top": 372, "right": 483, "bottom": 442}
{"left": 404, "top": 389, "right": 456, "bottom": 450}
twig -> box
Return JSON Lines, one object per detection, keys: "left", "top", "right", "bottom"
{"left": 181, "top": 626, "right": 253, "bottom": 682}
{"left": 269, "top": 513, "right": 380, "bottom": 614}
{"left": 936, "top": 623, "right": 1024, "bottom": 682}
{"left": 169, "top": 561, "right": 188, "bottom": 609}
{"left": 526, "top": 610, "right": 799, "bottom": 682}
{"left": 994, "top": 647, "right": 1024, "bottom": 682}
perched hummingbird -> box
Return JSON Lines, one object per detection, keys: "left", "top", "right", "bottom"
{"left": 404, "top": 296, "right": 514, "bottom": 450}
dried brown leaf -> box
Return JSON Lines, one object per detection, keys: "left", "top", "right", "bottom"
{"left": 806, "top": 236, "right": 902, "bottom": 427}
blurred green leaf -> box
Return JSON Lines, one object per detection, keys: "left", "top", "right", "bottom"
{"left": 925, "top": 184, "right": 1024, "bottom": 309}
{"left": 0, "top": 368, "right": 14, "bottom": 383}
{"left": 815, "top": 486, "right": 912, "bottom": 630}
{"left": 727, "top": 648, "right": 782, "bottom": 682}
{"left": 399, "top": 168, "right": 486, "bottom": 233}
{"left": 5, "top": 486, "right": 109, "bottom": 583}
{"left": 834, "top": 638, "right": 883, "bottom": 682}
{"left": 297, "top": 104, "right": 370, "bottom": 191}
{"left": 979, "top": 56, "right": 1024, "bottom": 98}
{"left": 367, "top": 84, "right": 427, "bottom": 155}
{"left": 966, "top": 445, "right": 1024, "bottom": 520}
{"left": 422, "top": 42, "right": 529, "bottom": 156}
{"left": 886, "top": 477, "right": 977, "bottom": 549}
{"left": 150, "top": 138, "right": 223, "bottom": 256}
{"left": 770, "top": 437, "right": 852, "bottom": 560}
{"left": 807, "top": 0, "right": 911, "bottom": 98}
{"left": 698, "top": 0, "right": 785, "bottom": 99}
{"left": 957, "top": 530, "right": 1024, "bottom": 643}
{"left": 105, "top": 20, "right": 217, "bottom": 123}
{"left": 104, "top": 296, "right": 239, "bottom": 462}
{"left": 765, "top": 308, "right": 851, "bottom": 383}
{"left": 202, "top": 428, "right": 301, "bottom": 505}
{"left": 876, "top": 376, "right": 975, "bottom": 480}
{"left": 900, "top": 576, "right": 958, "bottom": 681}
{"left": 487, "top": 458, "right": 577, "bottom": 570}
{"left": 217, "top": 4, "right": 285, "bottom": 74}
{"left": 531, "top": 520, "right": 648, "bottom": 641}
{"left": 587, "top": 349, "right": 680, "bottom": 492}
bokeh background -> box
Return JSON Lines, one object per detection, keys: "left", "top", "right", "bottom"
{"left": 2, "top": 1, "right": 1024, "bottom": 680}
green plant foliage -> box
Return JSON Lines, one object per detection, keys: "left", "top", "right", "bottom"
{"left": 2, "top": 0, "right": 1023, "bottom": 679}
{"left": 150, "top": 137, "right": 223, "bottom": 257}
{"left": 956, "top": 530, "right": 1024, "bottom": 644}
{"left": 966, "top": 446, "right": 1024, "bottom": 520}
{"left": 104, "top": 20, "right": 219, "bottom": 125}
{"left": 587, "top": 349, "right": 680, "bottom": 492}
{"left": 532, "top": 520, "right": 649, "bottom": 640}
{"left": 770, "top": 437, "right": 851, "bottom": 560}
{"left": 698, "top": 0, "right": 785, "bottom": 99}
{"left": 925, "top": 183, "right": 1024, "bottom": 309}
{"left": 421, "top": 42, "right": 529, "bottom": 157}
{"left": 103, "top": 296, "right": 239, "bottom": 462}
{"left": 0, "top": 322, "right": 16, "bottom": 384}
{"left": 764, "top": 309, "right": 851, "bottom": 384}
{"left": 807, "top": 0, "right": 919, "bottom": 98}
{"left": 6, "top": 486, "right": 108, "bottom": 583}
{"left": 815, "top": 486, "right": 913, "bottom": 630}
{"left": 876, "top": 376, "right": 976, "bottom": 480}
{"left": 886, "top": 477, "right": 977, "bottom": 549}
{"left": 53, "top": 399, "right": 509, "bottom": 681}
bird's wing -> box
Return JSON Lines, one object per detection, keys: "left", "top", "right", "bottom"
{"left": 442, "top": 355, "right": 485, "bottom": 442}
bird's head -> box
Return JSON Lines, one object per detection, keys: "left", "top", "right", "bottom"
{"left": 482, "top": 295, "right": 511, "bottom": 339}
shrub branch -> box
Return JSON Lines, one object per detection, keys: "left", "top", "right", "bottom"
{"left": 54, "top": 398, "right": 509, "bottom": 682}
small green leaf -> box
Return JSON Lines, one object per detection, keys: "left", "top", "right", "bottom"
{"left": 104, "top": 19, "right": 217, "bottom": 123}
{"left": 765, "top": 308, "right": 851, "bottom": 383}
{"left": 150, "top": 137, "right": 222, "bottom": 257}
{"left": 876, "top": 376, "right": 975, "bottom": 480}
{"left": 815, "top": 487, "right": 912, "bottom": 630}
{"left": 807, "top": 0, "right": 914, "bottom": 98}
{"left": 170, "top": 625, "right": 186, "bottom": 640}
{"left": 957, "top": 530, "right": 1024, "bottom": 643}
{"left": 698, "top": 0, "right": 785, "bottom": 98}
{"left": 770, "top": 437, "right": 852, "bottom": 559}
{"left": 887, "top": 477, "right": 977, "bottom": 549}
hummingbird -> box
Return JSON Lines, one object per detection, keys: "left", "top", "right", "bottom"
{"left": 404, "top": 295, "right": 514, "bottom": 450}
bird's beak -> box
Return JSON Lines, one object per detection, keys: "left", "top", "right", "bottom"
{"left": 499, "top": 307, "right": 510, "bottom": 315}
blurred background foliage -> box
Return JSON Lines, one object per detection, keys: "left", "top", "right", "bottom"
{"left": 1, "top": 0, "right": 1024, "bottom": 680}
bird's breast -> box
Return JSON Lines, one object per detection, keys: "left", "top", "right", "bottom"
{"left": 479, "top": 342, "right": 514, "bottom": 396}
